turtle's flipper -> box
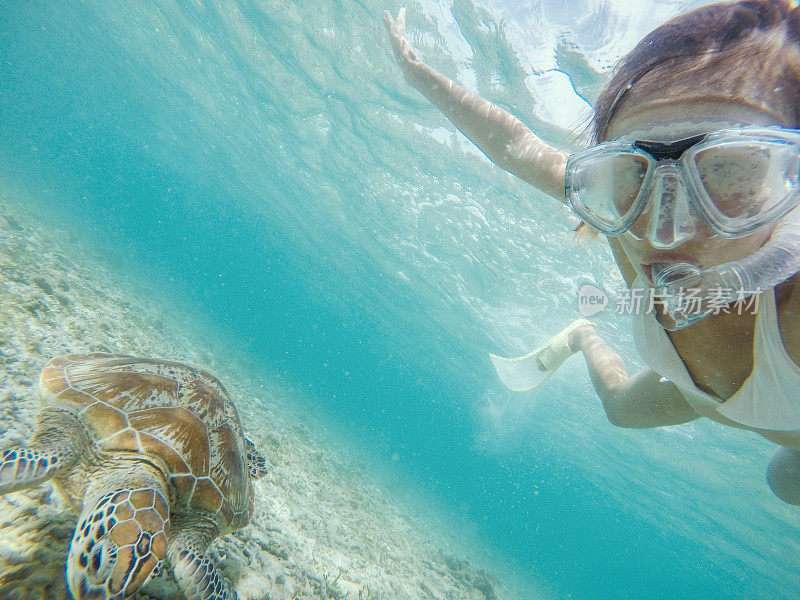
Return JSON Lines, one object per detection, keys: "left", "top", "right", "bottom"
{"left": 0, "top": 407, "right": 83, "bottom": 494}
{"left": 168, "top": 528, "right": 237, "bottom": 600}
{"left": 244, "top": 437, "right": 267, "bottom": 479}
{"left": 0, "top": 445, "right": 72, "bottom": 494}
{"left": 67, "top": 465, "right": 170, "bottom": 600}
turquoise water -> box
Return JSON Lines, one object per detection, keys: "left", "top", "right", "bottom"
{"left": 2, "top": 1, "right": 799, "bottom": 599}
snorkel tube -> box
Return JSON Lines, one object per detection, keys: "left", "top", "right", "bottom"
{"left": 653, "top": 207, "right": 800, "bottom": 329}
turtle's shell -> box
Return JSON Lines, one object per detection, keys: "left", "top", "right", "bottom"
{"left": 38, "top": 353, "right": 252, "bottom": 531}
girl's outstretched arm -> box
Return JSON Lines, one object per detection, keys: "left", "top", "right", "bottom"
{"left": 383, "top": 9, "right": 569, "bottom": 203}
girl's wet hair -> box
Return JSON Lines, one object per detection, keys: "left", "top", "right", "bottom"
{"left": 593, "top": 0, "right": 800, "bottom": 142}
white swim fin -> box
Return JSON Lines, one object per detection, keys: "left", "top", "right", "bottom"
{"left": 490, "top": 319, "right": 596, "bottom": 392}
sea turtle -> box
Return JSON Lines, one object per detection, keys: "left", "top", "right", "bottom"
{"left": 0, "top": 352, "right": 268, "bottom": 600}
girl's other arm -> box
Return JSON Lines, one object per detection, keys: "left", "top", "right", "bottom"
{"left": 569, "top": 324, "right": 700, "bottom": 428}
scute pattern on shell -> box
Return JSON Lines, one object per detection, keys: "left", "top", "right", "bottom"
{"left": 38, "top": 353, "right": 252, "bottom": 530}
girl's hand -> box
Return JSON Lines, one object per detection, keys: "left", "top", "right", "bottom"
{"left": 383, "top": 8, "right": 425, "bottom": 86}
{"left": 568, "top": 322, "right": 598, "bottom": 353}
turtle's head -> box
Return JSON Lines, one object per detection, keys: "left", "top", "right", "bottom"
{"left": 67, "top": 484, "right": 170, "bottom": 600}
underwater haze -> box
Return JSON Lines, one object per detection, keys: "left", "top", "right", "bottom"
{"left": 2, "top": 1, "right": 799, "bottom": 599}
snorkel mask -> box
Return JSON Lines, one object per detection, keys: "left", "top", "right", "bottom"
{"left": 565, "top": 126, "right": 800, "bottom": 329}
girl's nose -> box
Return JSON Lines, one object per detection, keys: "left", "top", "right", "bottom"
{"left": 638, "top": 164, "right": 699, "bottom": 249}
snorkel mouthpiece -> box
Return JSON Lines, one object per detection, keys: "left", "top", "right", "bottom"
{"left": 651, "top": 207, "right": 800, "bottom": 330}
{"left": 652, "top": 262, "right": 703, "bottom": 287}
{"left": 653, "top": 262, "right": 731, "bottom": 329}
{"left": 652, "top": 262, "right": 710, "bottom": 329}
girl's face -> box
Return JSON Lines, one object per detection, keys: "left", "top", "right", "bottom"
{"left": 605, "top": 99, "right": 785, "bottom": 285}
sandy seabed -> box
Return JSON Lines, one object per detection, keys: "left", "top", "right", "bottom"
{"left": 0, "top": 197, "right": 507, "bottom": 600}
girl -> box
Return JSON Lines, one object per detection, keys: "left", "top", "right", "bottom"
{"left": 384, "top": 0, "right": 800, "bottom": 504}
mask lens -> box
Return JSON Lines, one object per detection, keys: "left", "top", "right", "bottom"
{"left": 692, "top": 140, "right": 800, "bottom": 227}
{"left": 570, "top": 153, "right": 649, "bottom": 231}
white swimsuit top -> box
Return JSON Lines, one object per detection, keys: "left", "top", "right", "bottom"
{"left": 632, "top": 276, "right": 800, "bottom": 431}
